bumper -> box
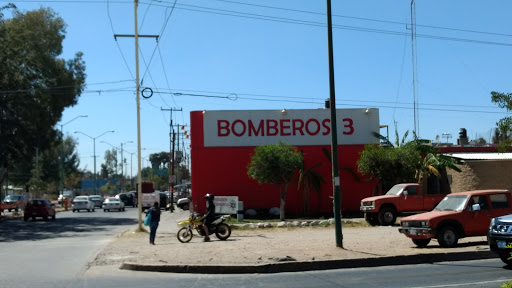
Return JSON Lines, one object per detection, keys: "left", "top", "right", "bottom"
{"left": 360, "top": 206, "right": 375, "bottom": 212}
{"left": 398, "top": 227, "right": 435, "bottom": 239}
{"left": 488, "top": 234, "right": 512, "bottom": 254}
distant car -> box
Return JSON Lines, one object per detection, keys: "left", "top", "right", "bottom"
{"left": 177, "top": 197, "right": 189, "bottom": 210}
{"left": 72, "top": 196, "right": 95, "bottom": 212}
{"left": 89, "top": 195, "right": 104, "bottom": 208}
{"left": 58, "top": 191, "right": 75, "bottom": 204}
{"left": 24, "top": 199, "right": 56, "bottom": 221}
{"left": 488, "top": 213, "right": 512, "bottom": 265}
{"left": 116, "top": 192, "right": 137, "bottom": 208}
{"left": 3, "top": 195, "right": 27, "bottom": 212}
{"left": 158, "top": 192, "right": 169, "bottom": 211}
{"left": 103, "top": 197, "right": 125, "bottom": 212}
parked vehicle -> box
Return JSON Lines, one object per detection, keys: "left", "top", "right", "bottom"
{"left": 2, "top": 195, "right": 27, "bottom": 212}
{"left": 177, "top": 212, "right": 231, "bottom": 243}
{"left": 360, "top": 183, "right": 447, "bottom": 226}
{"left": 102, "top": 197, "right": 125, "bottom": 212}
{"left": 399, "top": 189, "right": 512, "bottom": 248}
{"left": 24, "top": 199, "right": 56, "bottom": 221}
{"left": 137, "top": 182, "right": 158, "bottom": 210}
{"left": 488, "top": 213, "right": 512, "bottom": 265}
{"left": 177, "top": 198, "right": 190, "bottom": 210}
{"left": 58, "top": 190, "right": 75, "bottom": 204}
{"left": 158, "top": 192, "right": 169, "bottom": 211}
{"left": 116, "top": 192, "right": 137, "bottom": 207}
{"left": 72, "top": 196, "right": 95, "bottom": 212}
{"left": 89, "top": 195, "right": 104, "bottom": 208}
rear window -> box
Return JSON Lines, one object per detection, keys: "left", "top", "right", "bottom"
{"left": 490, "top": 194, "right": 510, "bottom": 209}
{"left": 29, "top": 200, "right": 45, "bottom": 206}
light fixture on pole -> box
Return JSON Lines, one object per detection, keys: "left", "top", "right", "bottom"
{"left": 75, "top": 130, "right": 114, "bottom": 194}
{"left": 442, "top": 132, "right": 452, "bottom": 144}
{"left": 59, "top": 115, "right": 87, "bottom": 196}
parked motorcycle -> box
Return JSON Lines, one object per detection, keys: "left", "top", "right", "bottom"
{"left": 177, "top": 212, "right": 231, "bottom": 243}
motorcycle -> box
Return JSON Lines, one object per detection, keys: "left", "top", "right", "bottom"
{"left": 177, "top": 212, "right": 232, "bottom": 243}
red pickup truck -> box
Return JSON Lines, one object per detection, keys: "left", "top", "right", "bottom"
{"left": 360, "top": 183, "right": 447, "bottom": 226}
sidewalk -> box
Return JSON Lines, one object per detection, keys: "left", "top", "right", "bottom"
{"left": 91, "top": 209, "right": 495, "bottom": 274}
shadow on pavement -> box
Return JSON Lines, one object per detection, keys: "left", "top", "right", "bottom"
{"left": 0, "top": 216, "right": 138, "bottom": 242}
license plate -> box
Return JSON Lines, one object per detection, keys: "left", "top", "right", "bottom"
{"left": 497, "top": 240, "right": 508, "bottom": 249}
{"left": 409, "top": 229, "right": 417, "bottom": 235}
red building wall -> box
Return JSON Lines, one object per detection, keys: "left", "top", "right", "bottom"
{"left": 190, "top": 109, "right": 379, "bottom": 215}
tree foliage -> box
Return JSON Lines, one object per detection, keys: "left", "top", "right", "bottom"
{"left": 0, "top": 6, "right": 86, "bottom": 186}
{"left": 247, "top": 142, "right": 303, "bottom": 220}
{"left": 491, "top": 91, "right": 512, "bottom": 152}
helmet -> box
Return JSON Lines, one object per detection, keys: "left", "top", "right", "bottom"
{"left": 204, "top": 194, "right": 214, "bottom": 201}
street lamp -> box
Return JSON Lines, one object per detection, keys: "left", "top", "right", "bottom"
{"left": 75, "top": 130, "right": 114, "bottom": 194}
{"left": 442, "top": 132, "right": 452, "bottom": 144}
{"left": 59, "top": 115, "right": 87, "bottom": 196}
{"left": 119, "top": 141, "right": 133, "bottom": 192}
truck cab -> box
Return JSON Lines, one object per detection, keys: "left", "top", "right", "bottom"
{"left": 360, "top": 183, "right": 447, "bottom": 226}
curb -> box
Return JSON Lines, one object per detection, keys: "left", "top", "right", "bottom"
{"left": 119, "top": 250, "right": 496, "bottom": 274}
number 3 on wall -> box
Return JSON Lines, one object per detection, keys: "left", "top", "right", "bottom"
{"left": 342, "top": 118, "right": 354, "bottom": 135}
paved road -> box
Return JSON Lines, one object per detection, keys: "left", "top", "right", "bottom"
{"left": 0, "top": 207, "right": 139, "bottom": 288}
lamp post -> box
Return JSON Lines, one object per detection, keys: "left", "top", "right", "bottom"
{"left": 59, "top": 115, "right": 87, "bottom": 196}
{"left": 75, "top": 130, "right": 114, "bottom": 194}
{"left": 119, "top": 141, "right": 133, "bottom": 192}
{"left": 442, "top": 133, "right": 452, "bottom": 144}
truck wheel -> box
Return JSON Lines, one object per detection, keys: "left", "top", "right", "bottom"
{"left": 412, "top": 238, "right": 431, "bottom": 248}
{"left": 364, "top": 213, "right": 379, "bottom": 226}
{"left": 500, "top": 254, "right": 512, "bottom": 265}
{"left": 182, "top": 204, "right": 189, "bottom": 210}
{"left": 377, "top": 208, "right": 397, "bottom": 226}
{"left": 437, "top": 226, "right": 458, "bottom": 248}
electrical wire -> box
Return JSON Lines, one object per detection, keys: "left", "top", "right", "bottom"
{"left": 107, "top": 0, "right": 135, "bottom": 80}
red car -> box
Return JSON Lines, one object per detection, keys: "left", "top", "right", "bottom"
{"left": 24, "top": 199, "right": 56, "bottom": 221}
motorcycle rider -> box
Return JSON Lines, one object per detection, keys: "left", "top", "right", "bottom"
{"left": 202, "top": 194, "right": 215, "bottom": 242}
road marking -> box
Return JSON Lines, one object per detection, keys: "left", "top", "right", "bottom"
{"left": 410, "top": 279, "right": 511, "bottom": 288}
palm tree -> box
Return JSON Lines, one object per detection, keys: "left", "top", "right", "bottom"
{"left": 297, "top": 150, "right": 326, "bottom": 214}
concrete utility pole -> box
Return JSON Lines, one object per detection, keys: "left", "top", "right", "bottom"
{"left": 161, "top": 108, "right": 182, "bottom": 212}
{"left": 326, "top": 0, "right": 343, "bottom": 248}
{"left": 116, "top": 0, "right": 158, "bottom": 230}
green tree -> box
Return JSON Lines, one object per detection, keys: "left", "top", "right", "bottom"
{"left": 0, "top": 6, "right": 86, "bottom": 186}
{"left": 100, "top": 181, "right": 115, "bottom": 194}
{"left": 247, "top": 142, "right": 303, "bottom": 220}
{"left": 101, "top": 149, "right": 118, "bottom": 179}
{"left": 491, "top": 91, "right": 512, "bottom": 152}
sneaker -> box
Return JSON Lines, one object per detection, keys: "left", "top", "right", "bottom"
{"left": 204, "top": 237, "right": 210, "bottom": 242}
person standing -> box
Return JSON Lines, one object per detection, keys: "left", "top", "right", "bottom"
{"left": 149, "top": 201, "right": 161, "bottom": 245}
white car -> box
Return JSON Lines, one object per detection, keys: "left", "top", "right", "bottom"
{"left": 102, "top": 197, "right": 125, "bottom": 212}
{"left": 72, "top": 196, "right": 95, "bottom": 212}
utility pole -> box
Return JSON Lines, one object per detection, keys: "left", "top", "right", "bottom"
{"left": 326, "top": 0, "right": 343, "bottom": 248}
{"left": 161, "top": 107, "right": 182, "bottom": 212}
{"left": 116, "top": 1, "right": 158, "bottom": 230}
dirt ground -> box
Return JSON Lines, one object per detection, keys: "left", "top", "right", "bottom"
{"left": 91, "top": 221, "right": 489, "bottom": 267}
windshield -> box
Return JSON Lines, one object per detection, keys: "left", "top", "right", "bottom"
{"left": 434, "top": 195, "right": 469, "bottom": 211}
{"left": 385, "top": 185, "right": 405, "bottom": 196}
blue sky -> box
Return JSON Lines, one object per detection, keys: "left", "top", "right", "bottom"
{"left": 4, "top": 0, "right": 512, "bottom": 176}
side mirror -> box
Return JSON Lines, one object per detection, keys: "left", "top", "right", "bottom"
{"left": 472, "top": 204, "right": 481, "bottom": 211}
{"left": 403, "top": 190, "right": 408, "bottom": 197}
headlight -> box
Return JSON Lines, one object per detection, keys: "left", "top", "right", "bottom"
{"left": 421, "top": 221, "right": 429, "bottom": 227}
{"left": 489, "top": 218, "right": 496, "bottom": 231}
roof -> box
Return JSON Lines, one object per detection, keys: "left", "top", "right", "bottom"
{"left": 443, "top": 153, "right": 512, "bottom": 161}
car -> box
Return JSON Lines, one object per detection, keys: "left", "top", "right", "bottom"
{"left": 399, "top": 190, "right": 512, "bottom": 248}
{"left": 158, "top": 192, "right": 169, "bottom": 211}
{"left": 71, "top": 196, "right": 95, "bottom": 212}
{"left": 103, "top": 197, "right": 125, "bottom": 212}
{"left": 3, "top": 195, "right": 27, "bottom": 212}
{"left": 58, "top": 190, "right": 75, "bottom": 204}
{"left": 24, "top": 199, "right": 56, "bottom": 221}
{"left": 177, "top": 197, "right": 189, "bottom": 210}
{"left": 89, "top": 195, "right": 104, "bottom": 208}
{"left": 488, "top": 213, "right": 512, "bottom": 265}
{"left": 116, "top": 192, "right": 137, "bottom": 207}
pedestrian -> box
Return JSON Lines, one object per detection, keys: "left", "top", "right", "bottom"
{"left": 149, "top": 201, "right": 161, "bottom": 245}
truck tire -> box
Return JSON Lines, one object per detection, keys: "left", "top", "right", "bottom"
{"left": 437, "top": 226, "right": 458, "bottom": 248}
{"left": 377, "top": 207, "right": 397, "bottom": 226}
{"left": 412, "top": 238, "right": 431, "bottom": 248}
{"left": 364, "top": 213, "right": 379, "bottom": 226}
